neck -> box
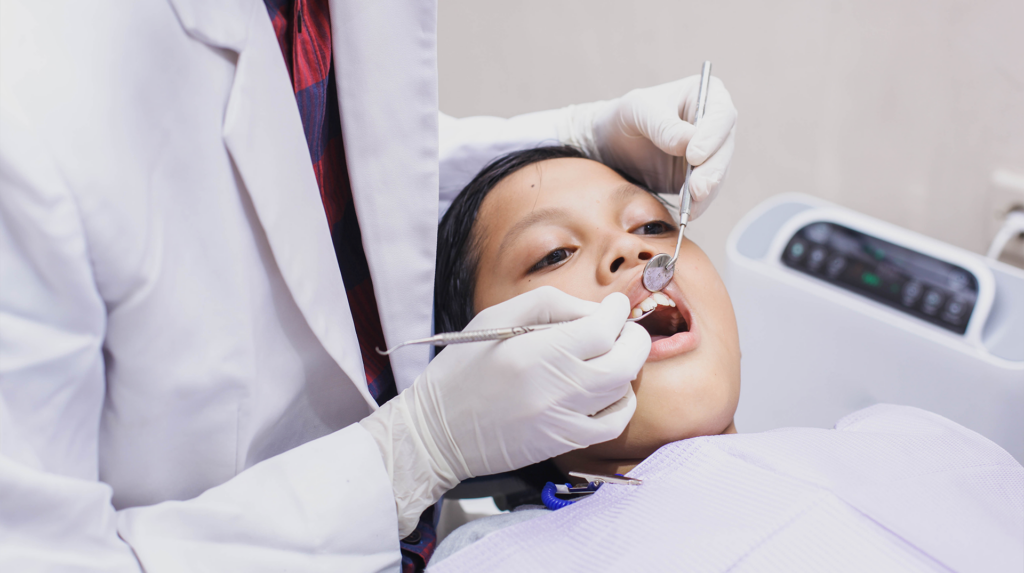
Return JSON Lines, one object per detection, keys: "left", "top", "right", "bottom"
{"left": 564, "top": 418, "right": 739, "bottom": 479}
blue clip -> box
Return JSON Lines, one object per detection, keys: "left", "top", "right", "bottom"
{"left": 541, "top": 472, "right": 642, "bottom": 510}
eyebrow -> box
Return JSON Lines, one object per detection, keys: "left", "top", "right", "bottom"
{"left": 617, "top": 181, "right": 675, "bottom": 215}
{"left": 613, "top": 182, "right": 650, "bottom": 203}
{"left": 496, "top": 207, "right": 572, "bottom": 259}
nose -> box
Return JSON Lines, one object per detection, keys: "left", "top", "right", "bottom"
{"left": 599, "top": 234, "right": 656, "bottom": 285}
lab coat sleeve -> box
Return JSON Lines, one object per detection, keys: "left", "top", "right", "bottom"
{"left": 438, "top": 110, "right": 562, "bottom": 217}
{"left": 0, "top": 108, "right": 401, "bottom": 572}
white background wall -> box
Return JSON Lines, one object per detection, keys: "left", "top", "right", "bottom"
{"left": 438, "top": 0, "right": 1024, "bottom": 271}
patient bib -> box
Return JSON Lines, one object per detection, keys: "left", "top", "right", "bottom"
{"left": 427, "top": 405, "right": 1023, "bottom": 573}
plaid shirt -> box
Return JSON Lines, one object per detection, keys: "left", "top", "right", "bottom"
{"left": 262, "top": 1, "right": 435, "bottom": 570}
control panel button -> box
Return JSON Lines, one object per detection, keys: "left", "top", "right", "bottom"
{"left": 826, "top": 255, "right": 847, "bottom": 278}
{"left": 921, "top": 289, "right": 944, "bottom": 315}
{"left": 948, "top": 271, "right": 969, "bottom": 291}
{"left": 805, "top": 223, "right": 831, "bottom": 243}
{"left": 786, "top": 240, "right": 807, "bottom": 262}
{"left": 807, "top": 247, "right": 828, "bottom": 272}
{"left": 902, "top": 281, "right": 923, "bottom": 306}
{"left": 941, "top": 298, "right": 970, "bottom": 325}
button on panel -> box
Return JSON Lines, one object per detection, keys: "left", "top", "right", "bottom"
{"left": 826, "top": 256, "right": 847, "bottom": 279}
{"left": 921, "top": 290, "right": 944, "bottom": 315}
{"left": 902, "top": 281, "right": 923, "bottom": 306}
{"left": 941, "top": 298, "right": 969, "bottom": 325}
{"left": 807, "top": 247, "right": 828, "bottom": 272}
{"left": 786, "top": 240, "right": 807, "bottom": 262}
{"left": 805, "top": 223, "right": 831, "bottom": 243}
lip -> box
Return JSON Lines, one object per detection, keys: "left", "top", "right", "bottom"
{"left": 623, "top": 272, "right": 656, "bottom": 311}
{"left": 624, "top": 272, "right": 700, "bottom": 362}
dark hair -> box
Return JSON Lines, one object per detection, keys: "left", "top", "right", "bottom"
{"left": 434, "top": 145, "right": 588, "bottom": 334}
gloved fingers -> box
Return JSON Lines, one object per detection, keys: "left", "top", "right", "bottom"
{"left": 466, "top": 285, "right": 600, "bottom": 330}
{"left": 587, "top": 385, "right": 637, "bottom": 441}
{"left": 540, "top": 292, "right": 632, "bottom": 360}
{"left": 573, "top": 321, "right": 650, "bottom": 396}
{"left": 561, "top": 385, "right": 637, "bottom": 447}
{"left": 684, "top": 77, "right": 737, "bottom": 169}
{"left": 687, "top": 125, "right": 734, "bottom": 211}
{"left": 636, "top": 96, "right": 696, "bottom": 159}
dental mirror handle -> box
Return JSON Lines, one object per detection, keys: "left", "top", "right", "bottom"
{"left": 641, "top": 61, "right": 713, "bottom": 292}
{"left": 678, "top": 60, "right": 712, "bottom": 231}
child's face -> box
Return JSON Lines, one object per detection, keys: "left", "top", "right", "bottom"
{"left": 472, "top": 157, "right": 740, "bottom": 475}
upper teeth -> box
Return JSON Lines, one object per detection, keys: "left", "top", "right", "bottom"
{"left": 630, "top": 292, "right": 675, "bottom": 318}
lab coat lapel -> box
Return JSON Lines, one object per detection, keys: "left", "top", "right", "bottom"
{"left": 330, "top": 0, "right": 439, "bottom": 392}
{"left": 169, "top": 0, "right": 377, "bottom": 409}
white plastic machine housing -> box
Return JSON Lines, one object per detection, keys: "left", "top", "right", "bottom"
{"left": 726, "top": 194, "right": 1024, "bottom": 462}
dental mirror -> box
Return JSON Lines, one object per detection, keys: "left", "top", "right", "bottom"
{"left": 643, "top": 253, "right": 675, "bottom": 292}
{"left": 641, "top": 60, "right": 712, "bottom": 292}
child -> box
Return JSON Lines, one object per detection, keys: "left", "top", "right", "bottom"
{"left": 431, "top": 145, "right": 741, "bottom": 557}
{"left": 427, "top": 146, "right": 1022, "bottom": 570}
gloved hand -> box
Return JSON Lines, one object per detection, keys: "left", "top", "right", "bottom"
{"left": 557, "top": 75, "right": 737, "bottom": 220}
{"left": 360, "top": 288, "right": 650, "bottom": 536}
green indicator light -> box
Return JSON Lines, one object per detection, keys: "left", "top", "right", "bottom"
{"left": 862, "top": 272, "right": 881, "bottom": 287}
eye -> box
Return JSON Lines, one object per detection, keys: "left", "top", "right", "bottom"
{"left": 633, "top": 221, "right": 674, "bottom": 236}
{"left": 529, "top": 248, "right": 575, "bottom": 273}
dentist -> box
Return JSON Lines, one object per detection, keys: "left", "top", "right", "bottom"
{"left": 0, "top": 1, "right": 737, "bottom": 571}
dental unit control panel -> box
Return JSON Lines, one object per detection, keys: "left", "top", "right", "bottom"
{"left": 781, "top": 222, "right": 978, "bottom": 334}
{"left": 726, "top": 194, "right": 1024, "bottom": 464}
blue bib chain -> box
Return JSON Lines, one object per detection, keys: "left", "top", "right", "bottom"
{"left": 541, "top": 472, "right": 643, "bottom": 511}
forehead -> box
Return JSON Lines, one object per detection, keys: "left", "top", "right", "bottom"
{"left": 479, "top": 157, "right": 637, "bottom": 223}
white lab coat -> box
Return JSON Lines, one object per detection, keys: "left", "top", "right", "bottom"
{"left": 0, "top": 0, "right": 560, "bottom": 570}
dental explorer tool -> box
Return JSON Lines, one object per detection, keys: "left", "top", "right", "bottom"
{"left": 375, "top": 307, "right": 656, "bottom": 356}
{"left": 641, "top": 60, "right": 713, "bottom": 293}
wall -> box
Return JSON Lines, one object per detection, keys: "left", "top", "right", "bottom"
{"left": 438, "top": 0, "right": 1024, "bottom": 271}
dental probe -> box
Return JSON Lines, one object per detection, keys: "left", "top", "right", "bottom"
{"left": 375, "top": 308, "right": 655, "bottom": 356}
{"left": 642, "top": 60, "right": 713, "bottom": 293}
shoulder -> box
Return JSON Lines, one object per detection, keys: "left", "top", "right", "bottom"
{"left": 836, "top": 405, "right": 1010, "bottom": 448}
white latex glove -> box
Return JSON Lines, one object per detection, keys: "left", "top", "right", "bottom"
{"left": 360, "top": 288, "right": 650, "bottom": 536}
{"left": 557, "top": 75, "right": 737, "bottom": 220}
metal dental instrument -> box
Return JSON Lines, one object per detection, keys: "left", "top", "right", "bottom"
{"left": 567, "top": 471, "right": 642, "bottom": 486}
{"left": 375, "top": 307, "right": 656, "bottom": 356}
{"left": 642, "top": 60, "right": 713, "bottom": 293}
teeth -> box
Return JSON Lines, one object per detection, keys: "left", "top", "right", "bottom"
{"left": 651, "top": 292, "right": 675, "bottom": 307}
{"left": 631, "top": 294, "right": 677, "bottom": 317}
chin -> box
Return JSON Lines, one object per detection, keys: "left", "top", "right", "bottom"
{"left": 568, "top": 386, "right": 740, "bottom": 472}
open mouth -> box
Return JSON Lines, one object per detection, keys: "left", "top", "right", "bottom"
{"left": 633, "top": 295, "right": 689, "bottom": 342}
{"left": 629, "top": 289, "right": 699, "bottom": 361}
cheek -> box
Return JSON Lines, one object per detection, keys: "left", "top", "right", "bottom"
{"left": 473, "top": 272, "right": 521, "bottom": 315}
{"left": 632, "top": 355, "right": 738, "bottom": 444}
{"left": 521, "top": 271, "right": 598, "bottom": 302}
{"left": 678, "top": 246, "right": 739, "bottom": 348}
{"left": 478, "top": 263, "right": 607, "bottom": 313}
